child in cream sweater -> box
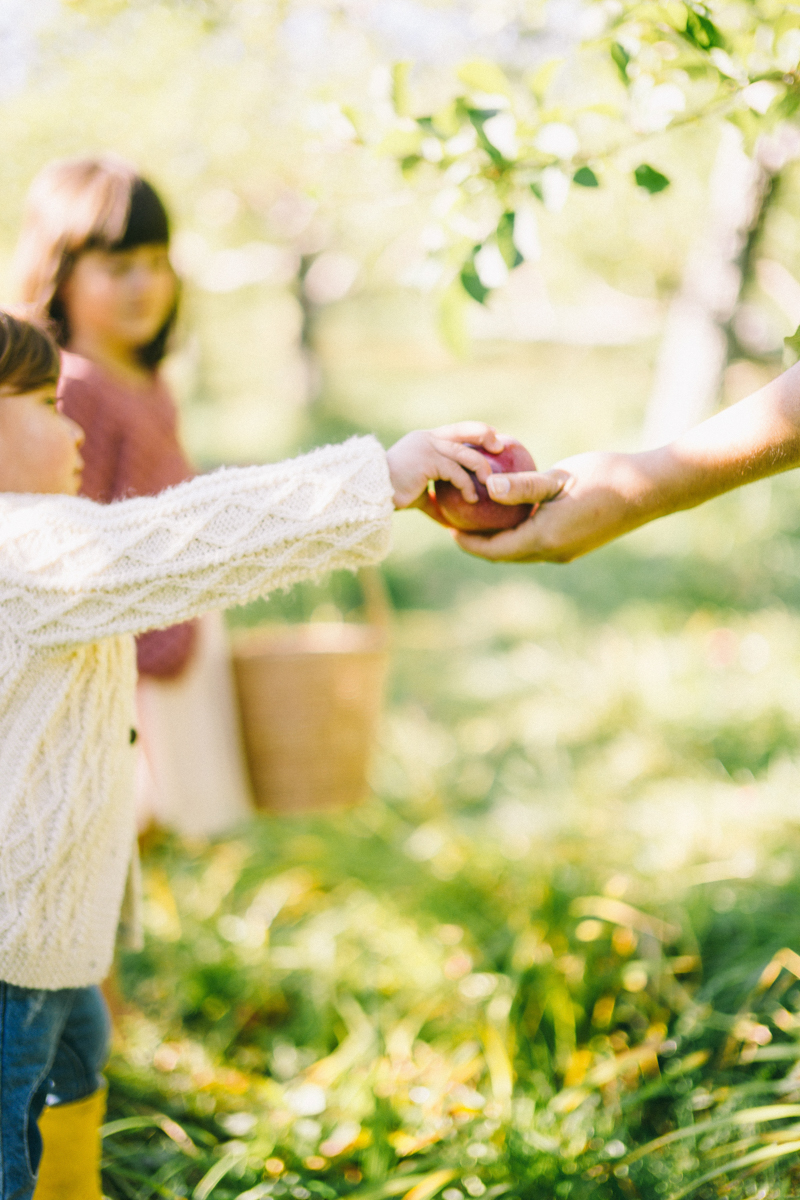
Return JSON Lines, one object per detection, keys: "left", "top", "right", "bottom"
{"left": 0, "top": 311, "right": 502, "bottom": 1200}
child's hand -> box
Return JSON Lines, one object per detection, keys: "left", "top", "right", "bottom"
{"left": 387, "top": 423, "right": 505, "bottom": 510}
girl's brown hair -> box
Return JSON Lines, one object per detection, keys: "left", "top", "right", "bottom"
{"left": 15, "top": 155, "right": 176, "bottom": 370}
{"left": 0, "top": 312, "right": 60, "bottom": 394}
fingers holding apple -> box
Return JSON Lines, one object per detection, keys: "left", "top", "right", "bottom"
{"left": 386, "top": 427, "right": 551, "bottom": 536}
{"left": 428, "top": 422, "right": 505, "bottom": 454}
{"left": 387, "top": 424, "right": 501, "bottom": 510}
{"left": 432, "top": 437, "right": 539, "bottom": 534}
{"left": 486, "top": 468, "right": 571, "bottom": 507}
{"left": 455, "top": 468, "right": 573, "bottom": 561}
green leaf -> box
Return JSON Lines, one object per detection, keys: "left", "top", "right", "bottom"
{"left": 400, "top": 155, "right": 422, "bottom": 173}
{"left": 460, "top": 249, "right": 490, "bottom": 305}
{"left": 784, "top": 323, "right": 800, "bottom": 368}
{"left": 682, "top": 7, "right": 724, "bottom": 51}
{"left": 457, "top": 58, "right": 511, "bottom": 96}
{"left": 656, "top": 1, "right": 692, "bottom": 30}
{"left": 528, "top": 57, "right": 564, "bottom": 102}
{"left": 392, "top": 61, "right": 412, "bottom": 116}
{"left": 439, "top": 281, "right": 469, "bottom": 355}
{"left": 726, "top": 108, "right": 763, "bottom": 155}
{"left": 573, "top": 166, "right": 599, "bottom": 187}
{"left": 611, "top": 42, "right": 630, "bottom": 83}
{"left": 431, "top": 101, "right": 460, "bottom": 138}
{"left": 466, "top": 107, "right": 507, "bottom": 166}
{"left": 466, "top": 107, "right": 500, "bottom": 123}
{"left": 634, "top": 163, "right": 670, "bottom": 193}
{"left": 775, "top": 87, "right": 800, "bottom": 121}
{"left": 379, "top": 128, "right": 423, "bottom": 158}
{"left": 341, "top": 105, "right": 362, "bottom": 142}
{"left": 496, "top": 212, "right": 523, "bottom": 269}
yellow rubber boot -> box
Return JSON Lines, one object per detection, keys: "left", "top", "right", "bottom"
{"left": 33, "top": 1086, "right": 106, "bottom": 1200}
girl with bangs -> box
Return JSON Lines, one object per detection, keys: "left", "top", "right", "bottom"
{"left": 15, "top": 155, "right": 253, "bottom": 837}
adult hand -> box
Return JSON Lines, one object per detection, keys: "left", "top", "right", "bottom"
{"left": 454, "top": 360, "right": 800, "bottom": 563}
{"left": 456, "top": 451, "right": 658, "bottom": 563}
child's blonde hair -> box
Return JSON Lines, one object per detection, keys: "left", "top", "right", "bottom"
{"left": 15, "top": 155, "right": 176, "bottom": 369}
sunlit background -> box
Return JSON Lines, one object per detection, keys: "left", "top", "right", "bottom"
{"left": 9, "top": 2, "right": 800, "bottom": 1197}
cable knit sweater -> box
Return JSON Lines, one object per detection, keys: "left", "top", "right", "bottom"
{"left": 0, "top": 436, "right": 393, "bottom": 989}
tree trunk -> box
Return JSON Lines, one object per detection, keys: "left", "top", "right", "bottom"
{"left": 641, "top": 123, "right": 770, "bottom": 448}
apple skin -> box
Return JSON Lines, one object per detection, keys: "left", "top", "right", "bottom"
{"left": 433, "top": 439, "right": 536, "bottom": 533}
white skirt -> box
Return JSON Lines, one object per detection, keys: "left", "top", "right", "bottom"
{"left": 135, "top": 612, "right": 254, "bottom": 837}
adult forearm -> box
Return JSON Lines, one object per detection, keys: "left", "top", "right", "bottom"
{"left": 457, "top": 361, "right": 800, "bottom": 564}
{"left": 645, "top": 361, "right": 800, "bottom": 519}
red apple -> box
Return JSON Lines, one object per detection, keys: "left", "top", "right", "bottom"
{"left": 433, "top": 438, "right": 536, "bottom": 533}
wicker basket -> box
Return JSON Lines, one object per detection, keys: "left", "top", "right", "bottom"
{"left": 231, "top": 576, "right": 390, "bottom": 813}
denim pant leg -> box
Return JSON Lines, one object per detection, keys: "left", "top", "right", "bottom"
{"left": 0, "top": 984, "right": 72, "bottom": 1200}
{"left": 0, "top": 984, "right": 110, "bottom": 1200}
{"left": 46, "top": 986, "right": 110, "bottom": 1107}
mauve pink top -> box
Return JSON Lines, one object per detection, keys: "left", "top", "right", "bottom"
{"left": 58, "top": 351, "right": 198, "bottom": 678}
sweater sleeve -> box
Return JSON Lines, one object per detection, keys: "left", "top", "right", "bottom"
{"left": 0, "top": 436, "right": 393, "bottom": 648}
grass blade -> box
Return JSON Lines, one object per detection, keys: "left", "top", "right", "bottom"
{"left": 193, "top": 1149, "right": 245, "bottom": 1199}
{"left": 348, "top": 1178, "right": 437, "bottom": 1200}
{"left": 102, "top": 1116, "right": 166, "bottom": 1137}
{"left": 667, "top": 1139, "right": 800, "bottom": 1200}
{"left": 623, "top": 1104, "right": 800, "bottom": 1164}
{"left": 102, "top": 1163, "right": 183, "bottom": 1199}
{"left": 102, "top": 1113, "right": 199, "bottom": 1157}
{"left": 402, "top": 1170, "right": 458, "bottom": 1200}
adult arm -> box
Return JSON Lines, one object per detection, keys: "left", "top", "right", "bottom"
{"left": 457, "top": 361, "right": 800, "bottom": 563}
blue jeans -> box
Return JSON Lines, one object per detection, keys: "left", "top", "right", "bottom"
{"left": 0, "top": 983, "right": 110, "bottom": 1200}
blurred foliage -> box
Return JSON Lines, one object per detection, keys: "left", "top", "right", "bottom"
{"left": 6, "top": 0, "right": 800, "bottom": 461}
{"left": 380, "top": 0, "right": 800, "bottom": 308}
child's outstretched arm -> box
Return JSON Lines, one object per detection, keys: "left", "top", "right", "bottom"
{"left": 0, "top": 427, "right": 499, "bottom": 647}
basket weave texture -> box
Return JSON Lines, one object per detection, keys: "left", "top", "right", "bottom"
{"left": 232, "top": 622, "right": 388, "bottom": 812}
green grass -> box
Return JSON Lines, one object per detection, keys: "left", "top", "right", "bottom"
{"left": 105, "top": 574, "right": 800, "bottom": 1200}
